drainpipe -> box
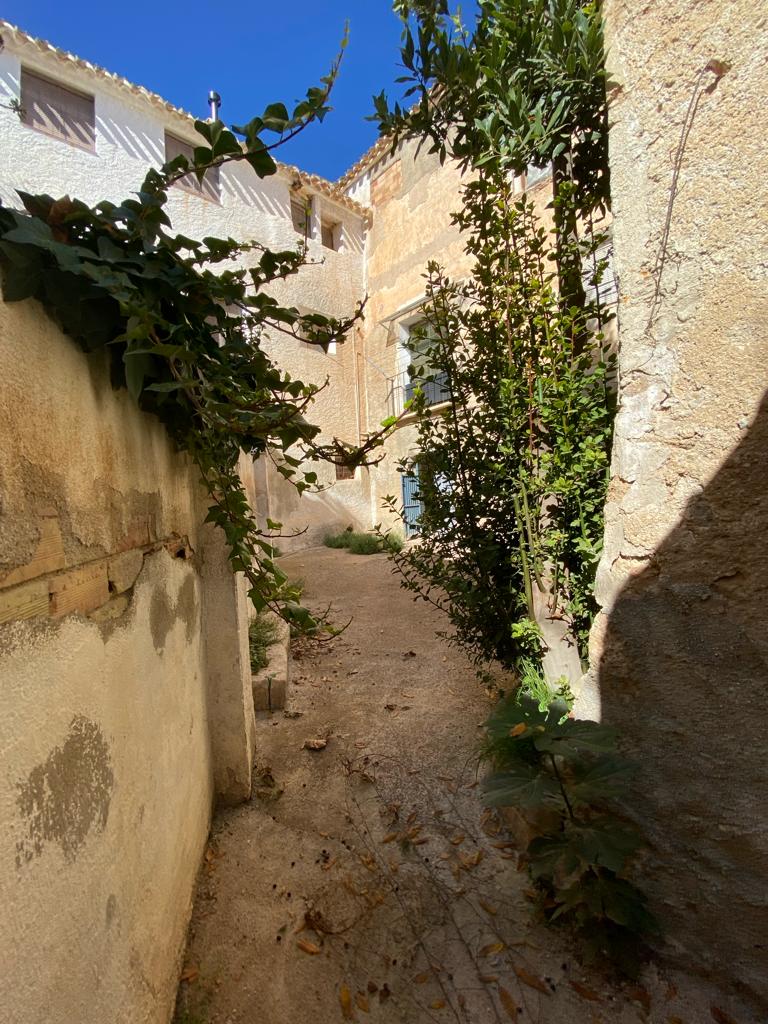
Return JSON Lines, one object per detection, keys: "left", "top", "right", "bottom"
{"left": 208, "top": 90, "right": 222, "bottom": 122}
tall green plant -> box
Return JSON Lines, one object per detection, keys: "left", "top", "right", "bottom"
{"left": 384, "top": 176, "right": 614, "bottom": 670}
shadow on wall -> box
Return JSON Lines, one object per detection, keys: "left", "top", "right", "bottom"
{"left": 597, "top": 388, "right": 768, "bottom": 1009}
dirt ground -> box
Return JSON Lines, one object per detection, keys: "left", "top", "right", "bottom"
{"left": 174, "top": 548, "right": 757, "bottom": 1024}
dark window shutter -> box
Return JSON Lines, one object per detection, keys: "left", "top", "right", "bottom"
{"left": 164, "top": 132, "right": 220, "bottom": 202}
{"left": 20, "top": 68, "right": 95, "bottom": 151}
{"left": 291, "top": 197, "right": 310, "bottom": 235}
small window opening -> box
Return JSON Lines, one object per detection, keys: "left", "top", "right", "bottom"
{"left": 335, "top": 463, "right": 355, "bottom": 481}
{"left": 291, "top": 195, "right": 311, "bottom": 236}
{"left": 321, "top": 220, "right": 339, "bottom": 250}
{"left": 20, "top": 68, "right": 95, "bottom": 151}
{"left": 164, "top": 132, "right": 220, "bottom": 202}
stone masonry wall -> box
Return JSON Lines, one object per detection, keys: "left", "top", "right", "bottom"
{"left": 581, "top": 0, "right": 768, "bottom": 1009}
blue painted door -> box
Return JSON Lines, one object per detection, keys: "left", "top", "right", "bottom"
{"left": 401, "top": 468, "right": 423, "bottom": 538}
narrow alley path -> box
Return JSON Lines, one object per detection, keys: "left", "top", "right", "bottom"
{"left": 175, "top": 549, "right": 755, "bottom": 1024}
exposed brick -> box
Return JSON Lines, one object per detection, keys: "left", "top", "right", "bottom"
{"left": 0, "top": 578, "right": 49, "bottom": 624}
{"left": 0, "top": 514, "right": 65, "bottom": 588}
{"left": 50, "top": 561, "right": 109, "bottom": 618}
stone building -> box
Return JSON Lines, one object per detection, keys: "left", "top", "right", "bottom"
{"left": 1, "top": 1, "right": 766, "bottom": 1020}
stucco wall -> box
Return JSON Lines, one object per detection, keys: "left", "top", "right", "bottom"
{"left": 351, "top": 137, "right": 473, "bottom": 527}
{"left": 0, "top": 296, "right": 257, "bottom": 1023}
{"left": 582, "top": 0, "right": 768, "bottom": 1009}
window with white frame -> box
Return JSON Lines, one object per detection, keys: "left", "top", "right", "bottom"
{"left": 389, "top": 315, "right": 450, "bottom": 415}
{"left": 164, "top": 132, "right": 220, "bottom": 202}
{"left": 20, "top": 67, "right": 95, "bottom": 151}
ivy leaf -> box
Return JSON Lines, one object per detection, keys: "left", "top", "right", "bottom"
{"left": 482, "top": 762, "right": 561, "bottom": 808}
{"left": 123, "top": 351, "right": 155, "bottom": 401}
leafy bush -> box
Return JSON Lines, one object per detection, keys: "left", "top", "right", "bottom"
{"left": 323, "top": 531, "right": 353, "bottom": 549}
{"left": 347, "top": 532, "right": 385, "bottom": 555}
{"left": 324, "top": 530, "right": 404, "bottom": 555}
{"left": 248, "top": 614, "right": 281, "bottom": 673}
{"left": 482, "top": 695, "right": 658, "bottom": 973}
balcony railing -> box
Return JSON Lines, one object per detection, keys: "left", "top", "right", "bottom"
{"left": 386, "top": 368, "right": 451, "bottom": 418}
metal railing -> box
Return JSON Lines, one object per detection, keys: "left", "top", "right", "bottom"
{"left": 386, "top": 368, "right": 451, "bottom": 418}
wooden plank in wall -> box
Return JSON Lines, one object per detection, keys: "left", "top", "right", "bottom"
{"left": 49, "top": 561, "right": 110, "bottom": 619}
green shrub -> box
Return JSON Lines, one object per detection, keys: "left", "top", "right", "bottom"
{"left": 482, "top": 695, "right": 657, "bottom": 974}
{"left": 324, "top": 529, "right": 404, "bottom": 555}
{"left": 248, "top": 614, "right": 281, "bottom": 673}
{"left": 347, "top": 532, "right": 384, "bottom": 555}
{"left": 323, "top": 531, "right": 352, "bottom": 549}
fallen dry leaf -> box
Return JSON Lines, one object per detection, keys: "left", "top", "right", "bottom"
{"left": 381, "top": 832, "right": 399, "bottom": 844}
{"left": 413, "top": 972, "right": 431, "bottom": 984}
{"left": 303, "top": 737, "right": 327, "bottom": 751}
{"left": 513, "top": 966, "right": 549, "bottom": 994}
{"left": 478, "top": 899, "right": 497, "bottom": 915}
{"left": 627, "top": 986, "right": 651, "bottom": 1012}
{"left": 479, "top": 974, "right": 499, "bottom": 983}
{"left": 355, "top": 993, "right": 370, "bottom": 1013}
{"left": 570, "top": 980, "right": 602, "bottom": 1002}
{"left": 499, "top": 987, "right": 519, "bottom": 1020}
{"left": 430, "top": 1000, "right": 446, "bottom": 1010}
{"left": 710, "top": 1008, "right": 738, "bottom": 1024}
{"left": 479, "top": 942, "right": 506, "bottom": 957}
{"left": 450, "top": 834, "right": 466, "bottom": 846}
{"left": 340, "top": 984, "right": 355, "bottom": 1020}
{"left": 296, "top": 939, "right": 322, "bottom": 955}
{"left": 180, "top": 966, "right": 199, "bottom": 983}
{"left": 509, "top": 723, "right": 527, "bottom": 737}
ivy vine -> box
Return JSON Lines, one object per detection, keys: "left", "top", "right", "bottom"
{"left": 0, "top": 40, "right": 389, "bottom": 633}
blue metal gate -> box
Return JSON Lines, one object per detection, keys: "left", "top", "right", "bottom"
{"left": 401, "top": 468, "right": 423, "bottom": 538}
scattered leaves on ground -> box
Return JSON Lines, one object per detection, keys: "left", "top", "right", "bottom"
{"left": 513, "top": 966, "right": 549, "bottom": 993}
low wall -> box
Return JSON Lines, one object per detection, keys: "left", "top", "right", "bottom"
{"left": 582, "top": 0, "right": 768, "bottom": 1010}
{"left": 0, "top": 298, "right": 256, "bottom": 1023}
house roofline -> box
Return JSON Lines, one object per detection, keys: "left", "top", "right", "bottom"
{"left": 0, "top": 20, "right": 370, "bottom": 220}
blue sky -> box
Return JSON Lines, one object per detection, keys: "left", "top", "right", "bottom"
{"left": 3, "top": 1, "right": 475, "bottom": 181}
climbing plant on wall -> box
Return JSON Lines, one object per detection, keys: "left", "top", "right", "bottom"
{"left": 0, "top": 39, "right": 387, "bottom": 634}
{"left": 375, "top": 0, "right": 614, "bottom": 674}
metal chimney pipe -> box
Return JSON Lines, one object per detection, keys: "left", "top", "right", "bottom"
{"left": 208, "top": 90, "right": 221, "bottom": 122}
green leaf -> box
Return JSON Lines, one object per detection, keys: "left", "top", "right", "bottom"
{"left": 482, "top": 762, "right": 562, "bottom": 808}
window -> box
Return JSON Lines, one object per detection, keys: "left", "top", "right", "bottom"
{"left": 291, "top": 195, "right": 311, "bottom": 236}
{"left": 164, "top": 132, "right": 220, "bottom": 202}
{"left": 387, "top": 317, "right": 451, "bottom": 417}
{"left": 321, "top": 220, "right": 339, "bottom": 251}
{"left": 335, "top": 463, "right": 355, "bottom": 481}
{"left": 20, "top": 68, "right": 95, "bottom": 151}
{"left": 524, "top": 162, "right": 551, "bottom": 189}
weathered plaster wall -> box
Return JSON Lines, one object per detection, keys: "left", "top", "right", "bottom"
{"left": 352, "top": 138, "right": 472, "bottom": 527}
{"left": 0, "top": 297, "right": 256, "bottom": 1023}
{"left": 582, "top": 0, "right": 768, "bottom": 1008}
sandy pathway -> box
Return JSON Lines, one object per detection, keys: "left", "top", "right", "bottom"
{"left": 174, "top": 548, "right": 756, "bottom": 1024}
